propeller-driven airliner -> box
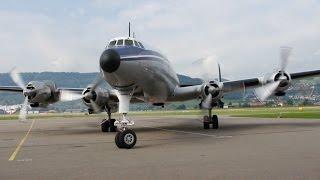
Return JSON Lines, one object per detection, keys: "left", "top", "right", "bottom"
{"left": 1, "top": 24, "right": 320, "bottom": 149}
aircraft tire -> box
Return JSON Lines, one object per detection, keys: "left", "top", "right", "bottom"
{"left": 109, "top": 119, "right": 117, "bottom": 132}
{"left": 212, "top": 115, "right": 219, "bottom": 129}
{"left": 115, "top": 129, "right": 137, "bottom": 149}
{"left": 101, "top": 119, "right": 110, "bottom": 132}
{"left": 115, "top": 132, "right": 123, "bottom": 148}
{"left": 203, "top": 116, "right": 210, "bottom": 129}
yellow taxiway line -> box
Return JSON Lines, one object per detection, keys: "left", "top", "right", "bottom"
{"left": 8, "top": 119, "right": 35, "bottom": 161}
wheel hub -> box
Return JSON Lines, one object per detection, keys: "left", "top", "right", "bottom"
{"left": 124, "top": 133, "right": 134, "bottom": 145}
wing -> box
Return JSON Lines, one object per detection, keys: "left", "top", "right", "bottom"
{"left": 57, "top": 88, "right": 84, "bottom": 92}
{"left": 0, "top": 85, "right": 144, "bottom": 104}
{"left": 290, "top": 70, "right": 320, "bottom": 80}
{"left": 57, "top": 88, "right": 143, "bottom": 103}
{"left": 0, "top": 86, "right": 23, "bottom": 92}
{"left": 223, "top": 70, "right": 320, "bottom": 93}
{"left": 171, "top": 69, "right": 320, "bottom": 102}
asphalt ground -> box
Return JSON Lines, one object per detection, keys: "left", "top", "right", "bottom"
{"left": 0, "top": 115, "right": 320, "bottom": 180}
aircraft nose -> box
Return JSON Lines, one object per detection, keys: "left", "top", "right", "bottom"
{"left": 99, "top": 49, "right": 121, "bottom": 73}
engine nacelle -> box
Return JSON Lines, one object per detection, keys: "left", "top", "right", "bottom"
{"left": 265, "top": 71, "right": 291, "bottom": 96}
{"left": 24, "top": 81, "right": 57, "bottom": 104}
{"left": 202, "top": 81, "right": 223, "bottom": 101}
{"left": 200, "top": 81, "right": 223, "bottom": 109}
{"left": 82, "top": 86, "right": 117, "bottom": 113}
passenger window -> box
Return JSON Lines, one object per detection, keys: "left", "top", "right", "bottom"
{"left": 116, "top": 39, "right": 123, "bottom": 46}
{"left": 138, "top": 42, "right": 144, "bottom": 48}
{"left": 124, "top": 39, "right": 133, "bottom": 46}
{"left": 108, "top": 41, "right": 116, "bottom": 47}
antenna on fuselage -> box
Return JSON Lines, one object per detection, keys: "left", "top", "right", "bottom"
{"left": 133, "top": 32, "right": 135, "bottom": 38}
{"left": 129, "top": 22, "right": 131, "bottom": 37}
{"left": 218, "top": 63, "right": 222, "bottom": 82}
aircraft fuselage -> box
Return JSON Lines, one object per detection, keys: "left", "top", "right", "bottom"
{"left": 100, "top": 45, "right": 179, "bottom": 103}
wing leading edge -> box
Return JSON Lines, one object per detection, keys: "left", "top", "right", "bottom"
{"left": 0, "top": 86, "right": 23, "bottom": 92}
{"left": 222, "top": 69, "right": 320, "bottom": 93}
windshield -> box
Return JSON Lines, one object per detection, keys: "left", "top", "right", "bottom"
{"left": 108, "top": 40, "right": 116, "bottom": 48}
{"left": 138, "top": 42, "right": 144, "bottom": 48}
{"left": 116, "top": 39, "right": 123, "bottom": 46}
{"left": 124, "top": 39, "right": 133, "bottom": 46}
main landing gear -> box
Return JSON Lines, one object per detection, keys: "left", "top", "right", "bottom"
{"left": 203, "top": 109, "right": 219, "bottom": 129}
{"left": 101, "top": 108, "right": 117, "bottom": 132}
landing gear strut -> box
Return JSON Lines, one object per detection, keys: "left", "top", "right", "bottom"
{"left": 203, "top": 108, "right": 219, "bottom": 129}
{"left": 101, "top": 108, "right": 117, "bottom": 132}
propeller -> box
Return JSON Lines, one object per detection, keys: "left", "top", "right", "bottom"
{"left": 19, "top": 97, "right": 29, "bottom": 122}
{"left": 59, "top": 90, "right": 101, "bottom": 112}
{"left": 9, "top": 68, "right": 29, "bottom": 122}
{"left": 192, "top": 56, "right": 225, "bottom": 109}
{"left": 10, "top": 68, "right": 26, "bottom": 92}
{"left": 59, "top": 90, "right": 84, "bottom": 102}
{"left": 254, "top": 81, "right": 281, "bottom": 102}
{"left": 254, "top": 47, "right": 292, "bottom": 102}
{"left": 59, "top": 77, "right": 103, "bottom": 113}
{"left": 9, "top": 67, "right": 105, "bottom": 120}
{"left": 86, "top": 77, "right": 104, "bottom": 113}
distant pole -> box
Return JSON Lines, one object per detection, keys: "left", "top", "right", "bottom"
{"left": 129, "top": 22, "right": 131, "bottom": 37}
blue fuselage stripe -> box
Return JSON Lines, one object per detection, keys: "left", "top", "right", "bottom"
{"left": 121, "top": 56, "right": 166, "bottom": 62}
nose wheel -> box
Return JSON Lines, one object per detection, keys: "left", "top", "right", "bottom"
{"left": 115, "top": 129, "right": 137, "bottom": 149}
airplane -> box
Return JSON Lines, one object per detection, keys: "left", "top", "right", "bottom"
{"left": 1, "top": 23, "right": 320, "bottom": 149}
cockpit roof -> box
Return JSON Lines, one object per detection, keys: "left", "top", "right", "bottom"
{"left": 108, "top": 36, "right": 136, "bottom": 42}
{"left": 107, "top": 36, "right": 145, "bottom": 49}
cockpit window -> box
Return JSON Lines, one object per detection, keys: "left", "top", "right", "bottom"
{"left": 133, "top": 40, "right": 139, "bottom": 47}
{"left": 116, "top": 39, "right": 123, "bottom": 46}
{"left": 124, "top": 39, "right": 133, "bottom": 46}
{"left": 138, "top": 42, "right": 144, "bottom": 48}
{"left": 108, "top": 40, "right": 116, "bottom": 47}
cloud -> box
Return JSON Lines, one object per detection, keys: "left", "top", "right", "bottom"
{"left": 314, "top": 50, "right": 320, "bottom": 55}
{"left": 0, "top": 0, "right": 320, "bottom": 80}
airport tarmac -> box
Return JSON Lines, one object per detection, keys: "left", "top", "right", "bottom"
{"left": 0, "top": 115, "right": 320, "bottom": 180}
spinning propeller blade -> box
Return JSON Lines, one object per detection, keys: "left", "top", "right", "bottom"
{"left": 10, "top": 68, "right": 26, "bottom": 91}
{"left": 59, "top": 90, "right": 84, "bottom": 102}
{"left": 90, "top": 99, "right": 101, "bottom": 113}
{"left": 19, "top": 97, "right": 29, "bottom": 122}
{"left": 255, "top": 81, "right": 280, "bottom": 102}
{"left": 9, "top": 68, "right": 29, "bottom": 121}
{"left": 254, "top": 47, "right": 292, "bottom": 101}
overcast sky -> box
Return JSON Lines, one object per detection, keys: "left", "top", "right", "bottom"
{"left": 0, "top": 0, "right": 320, "bottom": 80}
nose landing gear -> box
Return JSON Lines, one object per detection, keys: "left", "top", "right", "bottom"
{"left": 115, "top": 129, "right": 137, "bottom": 149}
{"left": 113, "top": 93, "right": 137, "bottom": 149}
{"left": 114, "top": 113, "right": 136, "bottom": 149}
